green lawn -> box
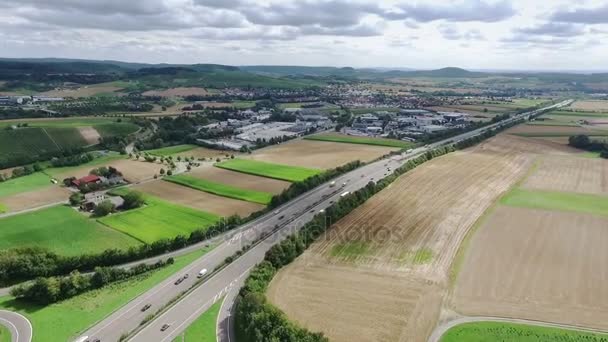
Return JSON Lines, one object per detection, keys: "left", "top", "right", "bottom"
{"left": 165, "top": 175, "right": 273, "bottom": 205}
{"left": 0, "top": 325, "right": 9, "bottom": 342}
{"left": 440, "top": 321, "right": 608, "bottom": 342}
{"left": 0, "top": 205, "right": 140, "bottom": 256}
{"left": 98, "top": 195, "right": 220, "bottom": 243}
{"left": 173, "top": 297, "right": 223, "bottom": 342}
{"left": 305, "top": 133, "right": 412, "bottom": 148}
{"left": 0, "top": 172, "right": 52, "bottom": 198}
{"left": 501, "top": 188, "right": 608, "bottom": 216}
{"left": 146, "top": 144, "right": 198, "bottom": 156}
{"left": 0, "top": 246, "right": 213, "bottom": 342}
{"left": 216, "top": 159, "right": 320, "bottom": 182}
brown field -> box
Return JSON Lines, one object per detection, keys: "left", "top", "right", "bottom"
{"left": 132, "top": 180, "right": 263, "bottom": 217}
{"left": 189, "top": 165, "right": 290, "bottom": 194}
{"left": 267, "top": 262, "right": 442, "bottom": 342}
{"left": 78, "top": 126, "right": 101, "bottom": 145}
{"left": 53, "top": 159, "right": 160, "bottom": 183}
{"left": 267, "top": 134, "right": 561, "bottom": 342}
{"left": 245, "top": 139, "right": 398, "bottom": 169}
{"left": 39, "top": 84, "right": 123, "bottom": 98}
{"left": 142, "top": 87, "right": 211, "bottom": 97}
{"left": 570, "top": 100, "right": 608, "bottom": 112}
{"left": 453, "top": 206, "right": 608, "bottom": 331}
{"left": 1, "top": 186, "right": 71, "bottom": 212}
{"left": 523, "top": 155, "right": 608, "bottom": 195}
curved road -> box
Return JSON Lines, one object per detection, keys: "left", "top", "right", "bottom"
{"left": 0, "top": 311, "right": 32, "bottom": 342}
{"left": 428, "top": 315, "right": 608, "bottom": 342}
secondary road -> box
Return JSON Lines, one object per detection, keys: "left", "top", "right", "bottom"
{"left": 428, "top": 315, "right": 608, "bottom": 342}
{"left": 0, "top": 310, "right": 32, "bottom": 342}
{"left": 75, "top": 99, "right": 571, "bottom": 341}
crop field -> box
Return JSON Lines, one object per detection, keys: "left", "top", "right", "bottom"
{"left": 267, "top": 135, "right": 549, "bottom": 342}
{"left": 171, "top": 146, "right": 233, "bottom": 160}
{"left": 93, "top": 122, "right": 139, "bottom": 138}
{"left": 37, "top": 81, "right": 127, "bottom": 98}
{"left": 0, "top": 128, "right": 61, "bottom": 162}
{"left": 173, "top": 297, "right": 223, "bottom": 342}
{"left": 142, "top": 87, "right": 212, "bottom": 97}
{"left": 0, "top": 247, "right": 211, "bottom": 342}
{"left": 0, "top": 172, "right": 53, "bottom": 198}
{"left": 523, "top": 155, "right": 608, "bottom": 195}
{"left": 98, "top": 193, "right": 220, "bottom": 243}
{"left": 440, "top": 321, "right": 608, "bottom": 342}
{"left": 506, "top": 124, "right": 608, "bottom": 138}
{"left": 189, "top": 166, "right": 290, "bottom": 194}
{"left": 146, "top": 144, "right": 198, "bottom": 156}
{"left": 165, "top": 175, "right": 273, "bottom": 204}
{"left": 132, "top": 180, "right": 264, "bottom": 218}
{"left": 44, "top": 127, "right": 88, "bottom": 147}
{"left": 500, "top": 188, "right": 608, "bottom": 217}
{"left": 246, "top": 139, "right": 397, "bottom": 169}
{"left": 570, "top": 100, "right": 608, "bottom": 112}
{"left": 304, "top": 132, "right": 412, "bottom": 148}
{"left": 0, "top": 205, "right": 140, "bottom": 256}
{"left": 52, "top": 159, "right": 159, "bottom": 183}
{"left": 267, "top": 261, "right": 443, "bottom": 342}
{"left": 1, "top": 186, "right": 71, "bottom": 213}
{"left": 216, "top": 159, "right": 321, "bottom": 182}
{"left": 0, "top": 117, "right": 121, "bottom": 128}
{"left": 453, "top": 206, "right": 608, "bottom": 331}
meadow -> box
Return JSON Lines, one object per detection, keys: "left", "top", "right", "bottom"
{"left": 440, "top": 321, "right": 608, "bottom": 342}
{"left": 0, "top": 205, "right": 140, "bottom": 256}
{"left": 0, "top": 247, "right": 212, "bottom": 342}
{"left": 0, "top": 172, "right": 52, "bottom": 198}
{"left": 98, "top": 194, "right": 220, "bottom": 243}
{"left": 0, "top": 326, "right": 8, "bottom": 342}
{"left": 304, "top": 133, "right": 413, "bottom": 148}
{"left": 215, "top": 159, "right": 321, "bottom": 182}
{"left": 146, "top": 144, "right": 198, "bottom": 156}
{"left": 165, "top": 175, "right": 273, "bottom": 205}
{"left": 173, "top": 297, "right": 223, "bottom": 342}
{"left": 500, "top": 188, "right": 608, "bottom": 217}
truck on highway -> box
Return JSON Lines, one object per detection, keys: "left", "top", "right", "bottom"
{"left": 340, "top": 191, "right": 350, "bottom": 198}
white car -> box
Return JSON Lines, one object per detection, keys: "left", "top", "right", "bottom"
{"left": 198, "top": 269, "right": 208, "bottom": 278}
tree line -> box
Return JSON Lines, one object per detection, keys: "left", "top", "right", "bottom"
{"left": 568, "top": 135, "right": 608, "bottom": 158}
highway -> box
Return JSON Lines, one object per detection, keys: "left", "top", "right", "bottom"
{"left": 0, "top": 310, "right": 32, "bottom": 342}
{"left": 77, "top": 99, "right": 572, "bottom": 342}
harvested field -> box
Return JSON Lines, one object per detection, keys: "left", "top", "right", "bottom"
{"left": 506, "top": 124, "right": 608, "bottom": 137}
{"left": 570, "top": 100, "right": 608, "bottom": 112}
{"left": 189, "top": 166, "right": 289, "bottom": 194}
{"left": 304, "top": 133, "right": 412, "bottom": 148}
{"left": 453, "top": 206, "right": 608, "bottom": 331}
{"left": 132, "top": 180, "right": 264, "bottom": 217}
{"left": 246, "top": 139, "right": 397, "bottom": 169}
{"left": 53, "top": 159, "right": 160, "bottom": 183}
{"left": 78, "top": 126, "right": 101, "bottom": 145}
{"left": 267, "top": 261, "right": 442, "bottom": 342}
{"left": 523, "top": 155, "right": 608, "bottom": 195}
{"left": 142, "top": 87, "right": 211, "bottom": 97}
{"left": 1, "top": 186, "right": 71, "bottom": 213}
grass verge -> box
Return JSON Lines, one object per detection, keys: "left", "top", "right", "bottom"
{"left": 440, "top": 321, "right": 608, "bottom": 342}
{"left": 215, "top": 159, "right": 320, "bottom": 182}
{"left": 172, "top": 297, "right": 223, "bottom": 342}
{"left": 165, "top": 175, "right": 272, "bottom": 205}
{"left": 0, "top": 246, "right": 213, "bottom": 342}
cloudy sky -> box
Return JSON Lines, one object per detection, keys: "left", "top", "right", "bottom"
{"left": 1, "top": 0, "right": 607, "bottom": 70}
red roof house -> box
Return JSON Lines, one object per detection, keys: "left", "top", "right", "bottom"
{"left": 72, "top": 175, "right": 101, "bottom": 187}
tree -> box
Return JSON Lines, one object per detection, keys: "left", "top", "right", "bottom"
{"left": 93, "top": 200, "right": 115, "bottom": 217}
{"left": 186, "top": 165, "right": 192, "bottom": 171}
{"left": 122, "top": 191, "right": 145, "bottom": 210}
{"left": 160, "top": 168, "right": 165, "bottom": 175}
{"left": 569, "top": 134, "right": 591, "bottom": 148}
{"left": 167, "top": 170, "right": 173, "bottom": 176}
{"left": 69, "top": 193, "right": 84, "bottom": 206}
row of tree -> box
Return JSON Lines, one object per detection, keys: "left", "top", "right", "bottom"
{"left": 10, "top": 258, "right": 172, "bottom": 304}
{"left": 568, "top": 135, "right": 608, "bottom": 158}
{"left": 0, "top": 163, "right": 42, "bottom": 183}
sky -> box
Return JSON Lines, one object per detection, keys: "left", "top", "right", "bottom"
{"left": 1, "top": 0, "right": 607, "bottom": 70}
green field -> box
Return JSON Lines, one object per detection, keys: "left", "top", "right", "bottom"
{"left": 93, "top": 122, "right": 139, "bottom": 138}
{"left": 99, "top": 194, "right": 220, "bottom": 243}
{"left": 0, "top": 203, "right": 6, "bottom": 214}
{"left": 0, "top": 128, "right": 61, "bottom": 162}
{"left": 550, "top": 110, "right": 608, "bottom": 118}
{"left": 44, "top": 127, "right": 88, "bottom": 147}
{"left": 0, "top": 325, "right": 9, "bottom": 342}
{"left": 215, "top": 159, "right": 320, "bottom": 182}
{"left": 146, "top": 144, "right": 198, "bottom": 156}
{"left": 305, "top": 133, "right": 412, "bottom": 148}
{"left": 0, "top": 172, "right": 52, "bottom": 198}
{"left": 43, "top": 152, "right": 125, "bottom": 178}
{"left": 0, "top": 246, "right": 212, "bottom": 342}
{"left": 440, "top": 321, "right": 608, "bottom": 342}
{"left": 165, "top": 175, "right": 273, "bottom": 205}
{"left": 501, "top": 188, "right": 608, "bottom": 216}
{"left": 173, "top": 297, "right": 223, "bottom": 342}
{"left": 0, "top": 117, "right": 118, "bottom": 128}
{"left": 0, "top": 205, "right": 140, "bottom": 256}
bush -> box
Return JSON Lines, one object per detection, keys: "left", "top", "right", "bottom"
{"left": 122, "top": 191, "right": 145, "bottom": 210}
{"left": 93, "top": 200, "right": 115, "bottom": 217}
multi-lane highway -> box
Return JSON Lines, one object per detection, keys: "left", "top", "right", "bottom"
{"left": 76, "top": 99, "right": 571, "bottom": 342}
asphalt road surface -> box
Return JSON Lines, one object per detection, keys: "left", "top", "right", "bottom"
{"left": 76, "top": 100, "right": 571, "bottom": 342}
{"left": 0, "top": 310, "right": 32, "bottom": 342}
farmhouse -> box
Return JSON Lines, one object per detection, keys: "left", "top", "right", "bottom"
{"left": 80, "top": 192, "right": 125, "bottom": 211}
{"left": 71, "top": 175, "right": 102, "bottom": 187}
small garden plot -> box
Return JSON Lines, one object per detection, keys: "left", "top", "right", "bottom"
{"left": 215, "top": 159, "right": 321, "bottom": 182}
{"left": 98, "top": 194, "right": 220, "bottom": 243}
{"left": 165, "top": 175, "right": 273, "bottom": 205}
{"left": 305, "top": 133, "right": 413, "bottom": 148}
{"left": 0, "top": 205, "right": 140, "bottom": 256}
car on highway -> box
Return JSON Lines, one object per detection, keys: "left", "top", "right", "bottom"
{"left": 161, "top": 324, "right": 171, "bottom": 332}
{"left": 174, "top": 278, "right": 183, "bottom": 285}
{"left": 278, "top": 215, "right": 284, "bottom": 220}
{"left": 183, "top": 273, "right": 189, "bottom": 279}
{"left": 273, "top": 210, "right": 280, "bottom": 214}
{"left": 141, "top": 303, "right": 151, "bottom": 312}
{"left": 197, "top": 268, "right": 208, "bottom": 278}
